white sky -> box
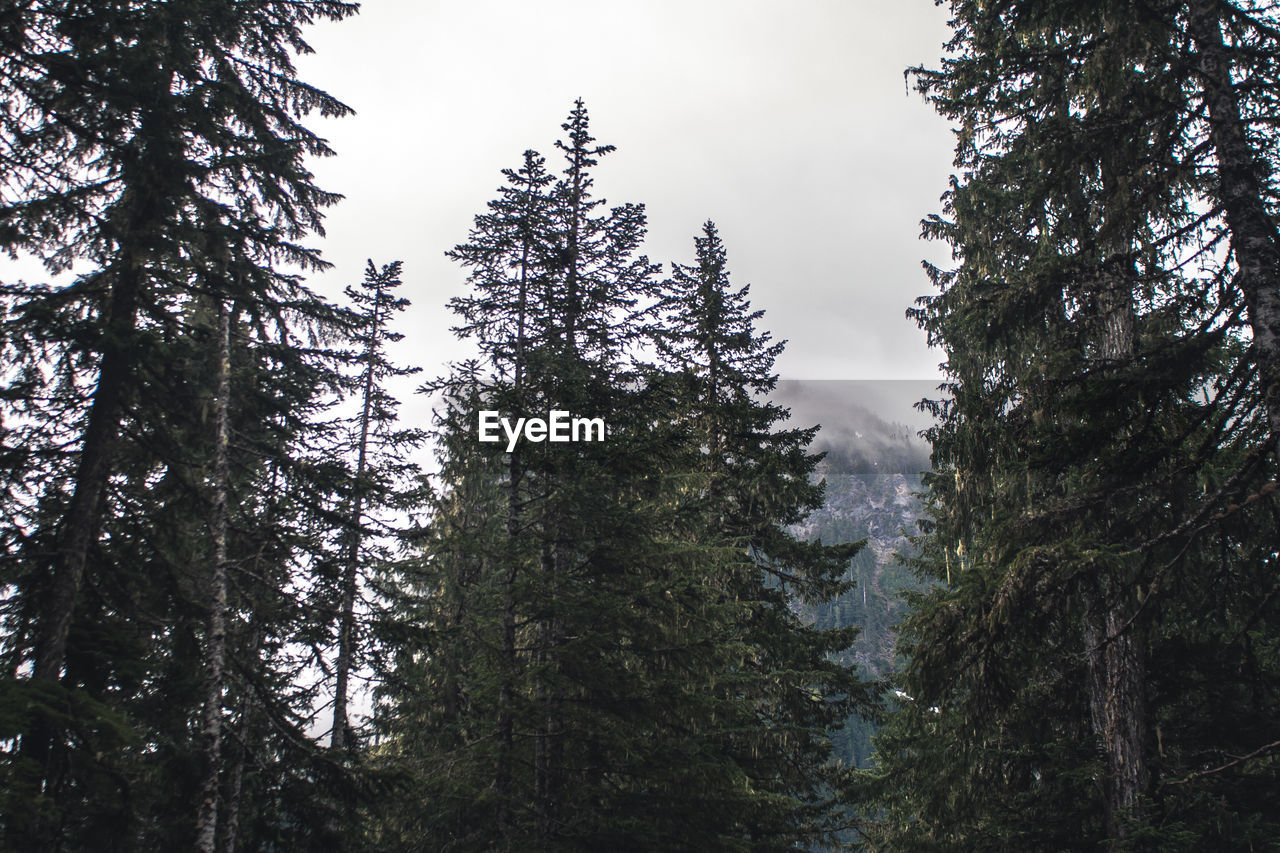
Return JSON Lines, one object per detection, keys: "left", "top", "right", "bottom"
{"left": 295, "top": 0, "right": 956, "bottom": 398}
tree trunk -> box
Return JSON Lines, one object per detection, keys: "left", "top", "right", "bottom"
{"left": 562, "top": 120, "right": 584, "bottom": 354}
{"left": 1084, "top": 591, "right": 1149, "bottom": 841}
{"left": 11, "top": 262, "right": 144, "bottom": 851}
{"left": 195, "top": 300, "right": 232, "bottom": 853}
{"left": 496, "top": 456, "right": 520, "bottom": 841}
{"left": 533, "top": 540, "right": 563, "bottom": 842}
{"left": 217, "top": 707, "right": 249, "bottom": 853}
{"left": 221, "top": 460, "right": 281, "bottom": 853}
{"left": 1085, "top": 260, "right": 1149, "bottom": 841}
{"left": 30, "top": 268, "right": 139, "bottom": 685}
{"left": 1187, "top": 0, "right": 1280, "bottom": 465}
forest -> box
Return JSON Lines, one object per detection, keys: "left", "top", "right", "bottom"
{"left": 2, "top": 1, "right": 1280, "bottom": 851}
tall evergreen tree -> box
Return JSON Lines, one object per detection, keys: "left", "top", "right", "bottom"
{"left": 2, "top": 0, "right": 354, "bottom": 689}
{"left": 865, "top": 2, "right": 1280, "bottom": 848}
{"left": 376, "top": 116, "right": 872, "bottom": 846}
{"left": 0, "top": 1, "right": 360, "bottom": 846}
{"left": 444, "top": 147, "right": 554, "bottom": 841}
{"left": 0, "top": 270, "right": 372, "bottom": 848}
{"left": 655, "top": 220, "right": 872, "bottom": 846}
{"left": 329, "top": 259, "right": 422, "bottom": 755}
{"left": 376, "top": 100, "right": 667, "bottom": 849}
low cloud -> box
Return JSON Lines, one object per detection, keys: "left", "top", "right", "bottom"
{"left": 773, "top": 380, "right": 934, "bottom": 475}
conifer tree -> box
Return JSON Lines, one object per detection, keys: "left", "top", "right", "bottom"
{"left": 0, "top": 1, "right": 360, "bottom": 843}
{"left": 1, "top": 0, "right": 354, "bottom": 690}
{"left": 445, "top": 148, "right": 554, "bottom": 840}
{"left": 0, "top": 266, "right": 372, "bottom": 848}
{"left": 372, "top": 371, "right": 510, "bottom": 849}
{"left": 866, "top": 2, "right": 1280, "bottom": 847}
{"left": 329, "top": 259, "right": 422, "bottom": 755}
{"left": 655, "top": 220, "right": 872, "bottom": 846}
{"left": 376, "top": 101, "right": 667, "bottom": 849}
{"left": 377, "top": 122, "right": 872, "bottom": 847}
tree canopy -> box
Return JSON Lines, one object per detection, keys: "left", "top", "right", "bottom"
{"left": 863, "top": 2, "right": 1280, "bottom": 848}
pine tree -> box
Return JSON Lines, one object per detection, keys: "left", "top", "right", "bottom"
{"left": 865, "top": 2, "right": 1280, "bottom": 847}
{"left": 329, "top": 259, "right": 422, "bottom": 755}
{"left": 0, "top": 270, "right": 373, "bottom": 847}
{"left": 655, "top": 220, "right": 872, "bottom": 846}
{"left": 445, "top": 148, "right": 554, "bottom": 840}
{"left": 2, "top": 0, "right": 354, "bottom": 688}
{"left": 376, "top": 100, "right": 667, "bottom": 849}
{"left": 377, "top": 121, "right": 872, "bottom": 847}
{"left": 372, "top": 370, "right": 511, "bottom": 849}
{"left": 0, "top": 2, "right": 361, "bottom": 844}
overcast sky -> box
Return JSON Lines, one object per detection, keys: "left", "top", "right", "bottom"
{"left": 294, "top": 0, "right": 956, "bottom": 402}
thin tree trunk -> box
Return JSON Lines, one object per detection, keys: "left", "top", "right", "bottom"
{"left": 533, "top": 540, "right": 561, "bottom": 841}
{"left": 195, "top": 300, "right": 233, "bottom": 853}
{"left": 496, "top": 457, "right": 520, "bottom": 841}
{"left": 537, "top": 138, "right": 577, "bottom": 840}
{"left": 220, "top": 457, "right": 281, "bottom": 852}
{"left": 1085, "top": 260, "right": 1149, "bottom": 841}
{"left": 533, "top": 543, "right": 550, "bottom": 836}
{"left": 217, "top": 703, "right": 249, "bottom": 853}
{"left": 564, "top": 144, "right": 582, "bottom": 353}
{"left": 331, "top": 282, "right": 384, "bottom": 752}
{"left": 1188, "top": 0, "right": 1280, "bottom": 464}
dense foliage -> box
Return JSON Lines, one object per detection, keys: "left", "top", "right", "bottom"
{"left": 371, "top": 107, "right": 872, "bottom": 851}
{"left": 864, "top": 1, "right": 1280, "bottom": 849}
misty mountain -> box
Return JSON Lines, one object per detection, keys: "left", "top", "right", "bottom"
{"left": 778, "top": 381, "right": 933, "bottom": 769}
